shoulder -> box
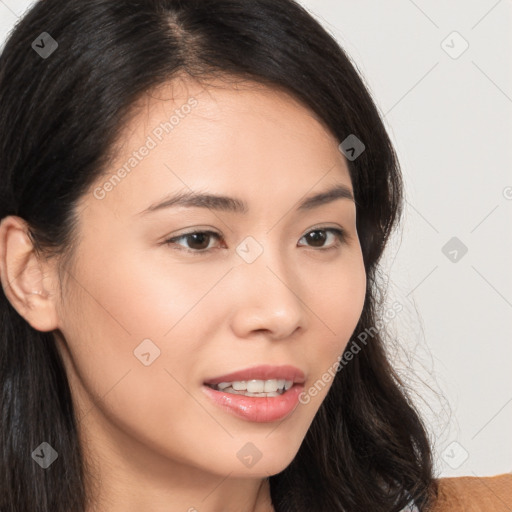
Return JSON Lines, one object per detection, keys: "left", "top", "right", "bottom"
{"left": 430, "top": 473, "right": 512, "bottom": 511}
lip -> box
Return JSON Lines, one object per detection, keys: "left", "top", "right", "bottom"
{"left": 201, "top": 382, "right": 305, "bottom": 422}
{"left": 202, "top": 364, "right": 306, "bottom": 386}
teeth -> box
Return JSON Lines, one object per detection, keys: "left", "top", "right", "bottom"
{"left": 272, "top": 379, "right": 285, "bottom": 392}
{"left": 210, "top": 379, "right": 293, "bottom": 395}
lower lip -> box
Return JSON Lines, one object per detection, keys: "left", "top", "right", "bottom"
{"left": 201, "top": 384, "right": 305, "bottom": 423}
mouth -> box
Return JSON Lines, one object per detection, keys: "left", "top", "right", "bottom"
{"left": 202, "top": 364, "right": 306, "bottom": 398}
{"left": 204, "top": 379, "right": 294, "bottom": 397}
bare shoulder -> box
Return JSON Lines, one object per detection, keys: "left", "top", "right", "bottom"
{"left": 431, "top": 473, "right": 512, "bottom": 511}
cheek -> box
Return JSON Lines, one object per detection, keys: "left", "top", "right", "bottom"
{"left": 299, "top": 252, "right": 366, "bottom": 403}
{"left": 308, "top": 249, "right": 366, "bottom": 337}
{"left": 70, "top": 246, "right": 221, "bottom": 341}
{"left": 56, "top": 251, "right": 225, "bottom": 462}
{"left": 58, "top": 246, "right": 234, "bottom": 410}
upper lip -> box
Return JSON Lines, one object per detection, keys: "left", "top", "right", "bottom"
{"left": 203, "top": 364, "right": 306, "bottom": 386}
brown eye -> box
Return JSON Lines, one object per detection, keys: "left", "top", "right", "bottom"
{"left": 298, "top": 227, "right": 346, "bottom": 250}
{"left": 164, "top": 230, "right": 222, "bottom": 254}
{"left": 304, "top": 230, "right": 327, "bottom": 247}
{"left": 182, "top": 232, "right": 215, "bottom": 251}
{"left": 163, "top": 226, "right": 346, "bottom": 256}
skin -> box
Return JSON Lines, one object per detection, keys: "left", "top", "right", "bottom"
{"left": 0, "top": 75, "right": 367, "bottom": 511}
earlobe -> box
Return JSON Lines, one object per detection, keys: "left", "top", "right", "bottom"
{"left": 0, "top": 216, "right": 60, "bottom": 332}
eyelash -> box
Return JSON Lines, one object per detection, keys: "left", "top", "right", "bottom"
{"left": 162, "top": 226, "right": 347, "bottom": 256}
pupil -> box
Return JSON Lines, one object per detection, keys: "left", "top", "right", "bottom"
{"left": 189, "top": 233, "right": 209, "bottom": 250}
{"left": 307, "top": 230, "right": 326, "bottom": 247}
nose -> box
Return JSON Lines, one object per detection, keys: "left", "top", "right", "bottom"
{"left": 228, "top": 241, "right": 307, "bottom": 341}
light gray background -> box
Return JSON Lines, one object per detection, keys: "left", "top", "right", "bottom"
{"left": 1, "top": 0, "right": 511, "bottom": 478}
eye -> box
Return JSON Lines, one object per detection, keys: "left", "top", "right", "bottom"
{"left": 298, "top": 227, "right": 346, "bottom": 251}
{"left": 163, "top": 226, "right": 346, "bottom": 256}
{"left": 163, "top": 230, "right": 223, "bottom": 254}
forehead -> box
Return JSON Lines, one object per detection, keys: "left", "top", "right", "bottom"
{"left": 86, "top": 74, "right": 353, "bottom": 218}
{"left": 112, "top": 73, "right": 346, "bottom": 165}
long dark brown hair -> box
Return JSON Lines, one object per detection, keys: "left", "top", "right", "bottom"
{"left": 0, "top": 0, "right": 437, "bottom": 510}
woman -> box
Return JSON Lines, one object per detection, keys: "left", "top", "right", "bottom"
{"left": 0, "top": 0, "right": 510, "bottom": 511}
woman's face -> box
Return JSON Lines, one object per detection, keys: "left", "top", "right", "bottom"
{"left": 54, "top": 76, "right": 366, "bottom": 482}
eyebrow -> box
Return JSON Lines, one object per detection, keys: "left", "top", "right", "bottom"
{"left": 137, "top": 184, "right": 354, "bottom": 216}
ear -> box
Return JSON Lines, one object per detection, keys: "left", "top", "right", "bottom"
{"left": 0, "top": 216, "right": 60, "bottom": 332}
